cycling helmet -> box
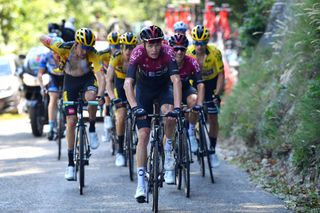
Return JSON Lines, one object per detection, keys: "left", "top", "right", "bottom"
{"left": 107, "top": 32, "right": 120, "bottom": 45}
{"left": 75, "top": 28, "right": 95, "bottom": 46}
{"left": 169, "top": 34, "right": 189, "bottom": 48}
{"left": 140, "top": 25, "right": 164, "bottom": 42}
{"left": 120, "top": 32, "right": 138, "bottom": 45}
{"left": 173, "top": 21, "right": 188, "bottom": 32}
{"left": 191, "top": 25, "right": 210, "bottom": 41}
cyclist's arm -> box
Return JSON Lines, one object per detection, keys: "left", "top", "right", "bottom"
{"left": 124, "top": 63, "right": 138, "bottom": 108}
{"left": 106, "top": 64, "right": 116, "bottom": 99}
{"left": 191, "top": 56, "right": 205, "bottom": 105}
{"left": 171, "top": 74, "right": 182, "bottom": 108}
{"left": 214, "top": 50, "right": 225, "bottom": 96}
{"left": 39, "top": 35, "right": 64, "bottom": 55}
{"left": 95, "top": 70, "right": 106, "bottom": 97}
{"left": 38, "top": 55, "right": 47, "bottom": 90}
{"left": 196, "top": 83, "right": 205, "bottom": 105}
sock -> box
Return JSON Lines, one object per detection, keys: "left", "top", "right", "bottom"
{"left": 89, "top": 120, "right": 95, "bottom": 132}
{"left": 188, "top": 123, "right": 195, "bottom": 137}
{"left": 68, "top": 149, "right": 74, "bottom": 166}
{"left": 165, "top": 138, "right": 172, "bottom": 151}
{"left": 209, "top": 137, "right": 217, "bottom": 154}
{"left": 137, "top": 167, "right": 145, "bottom": 188}
{"left": 118, "top": 135, "right": 124, "bottom": 154}
{"left": 49, "top": 120, "right": 56, "bottom": 131}
{"left": 105, "top": 104, "right": 110, "bottom": 116}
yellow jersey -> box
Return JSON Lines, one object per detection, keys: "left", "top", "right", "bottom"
{"left": 187, "top": 44, "right": 224, "bottom": 81}
{"left": 99, "top": 48, "right": 112, "bottom": 73}
{"left": 108, "top": 51, "right": 126, "bottom": 80}
{"left": 41, "top": 36, "right": 106, "bottom": 74}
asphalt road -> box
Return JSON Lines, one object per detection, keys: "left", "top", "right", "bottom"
{"left": 0, "top": 118, "right": 292, "bottom": 213}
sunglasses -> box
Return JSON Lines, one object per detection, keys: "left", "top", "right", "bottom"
{"left": 81, "top": 44, "right": 93, "bottom": 51}
{"left": 173, "top": 46, "right": 186, "bottom": 52}
{"left": 122, "top": 45, "right": 135, "bottom": 50}
{"left": 193, "top": 41, "right": 208, "bottom": 46}
{"left": 111, "top": 44, "right": 121, "bottom": 50}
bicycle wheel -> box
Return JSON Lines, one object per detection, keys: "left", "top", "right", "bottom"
{"left": 79, "top": 126, "right": 85, "bottom": 195}
{"left": 181, "top": 129, "right": 190, "bottom": 197}
{"left": 56, "top": 106, "right": 64, "bottom": 160}
{"left": 198, "top": 123, "right": 206, "bottom": 177}
{"left": 175, "top": 131, "right": 182, "bottom": 190}
{"left": 125, "top": 117, "right": 135, "bottom": 181}
{"left": 203, "top": 128, "right": 215, "bottom": 184}
{"left": 152, "top": 140, "right": 159, "bottom": 213}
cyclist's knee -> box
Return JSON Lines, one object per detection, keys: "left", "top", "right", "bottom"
{"left": 84, "top": 90, "right": 96, "bottom": 101}
{"left": 66, "top": 116, "right": 77, "bottom": 127}
{"left": 138, "top": 128, "right": 150, "bottom": 146}
{"left": 161, "top": 104, "right": 173, "bottom": 114}
{"left": 187, "top": 94, "right": 197, "bottom": 108}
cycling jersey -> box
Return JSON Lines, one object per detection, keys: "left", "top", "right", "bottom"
{"left": 39, "top": 52, "right": 64, "bottom": 76}
{"left": 179, "top": 55, "right": 203, "bottom": 85}
{"left": 187, "top": 44, "right": 224, "bottom": 81}
{"left": 41, "top": 36, "right": 104, "bottom": 75}
{"left": 99, "top": 47, "right": 112, "bottom": 74}
{"left": 109, "top": 51, "right": 126, "bottom": 79}
{"left": 126, "top": 44, "right": 179, "bottom": 87}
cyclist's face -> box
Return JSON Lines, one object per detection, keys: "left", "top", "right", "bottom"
{"left": 75, "top": 43, "right": 89, "bottom": 59}
{"left": 173, "top": 46, "right": 186, "bottom": 63}
{"left": 145, "top": 41, "right": 162, "bottom": 59}
{"left": 195, "top": 43, "right": 206, "bottom": 54}
{"left": 122, "top": 45, "right": 135, "bottom": 61}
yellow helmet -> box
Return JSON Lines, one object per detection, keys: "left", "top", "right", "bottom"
{"left": 120, "top": 32, "right": 138, "bottom": 45}
{"left": 191, "top": 25, "right": 210, "bottom": 41}
{"left": 75, "top": 28, "right": 95, "bottom": 46}
{"left": 107, "top": 32, "right": 120, "bottom": 45}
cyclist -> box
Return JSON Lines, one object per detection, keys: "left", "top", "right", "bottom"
{"left": 124, "top": 25, "right": 182, "bottom": 202}
{"left": 38, "top": 36, "right": 65, "bottom": 140}
{"left": 168, "top": 34, "right": 205, "bottom": 152}
{"left": 187, "top": 25, "right": 225, "bottom": 167}
{"left": 40, "top": 28, "right": 106, "bottom": 180}
{"left": 102, "top": 31, "right": 121, "bottom": 142}
{"left": 106, "top": 32, "right": 138, "bottom": 167}
{"left": 173, "top": 21, "right": 188, "bottom": 35}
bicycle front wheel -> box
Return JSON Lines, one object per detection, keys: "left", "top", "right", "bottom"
{"left": 79, "top": 126, "right": 85, "bottom": 195}
{"left": 152, "top": 140, "right": 159, "bottom": 213}
{"left": 198, "top": 123, "right": 206, "bottom": 177}
{"left": 56, "top": 107, "right": 64, "bottom": 160}
{"left": 181, "top": 129, "right": 190, "bottom": 197}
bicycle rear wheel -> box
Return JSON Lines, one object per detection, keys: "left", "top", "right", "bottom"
{"left": 175, "top": 131, "right": 182, "bottom": 190}
{"left": 56, "top": 107, "right": 64, "bottom": 160}
{"left": 198, "top": 124, "right": 206, "bottom": 177}
{"left": 125, "top": 117, "right": 135, "bottom": 181}
{"left": 79, "top": 126, "right": 85, "bottom": 195}
{"left": 203, "top": 129, "right": 215, "bottom": 184}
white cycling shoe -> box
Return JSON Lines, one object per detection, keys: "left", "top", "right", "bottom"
{"left": 210, "top": 153, "right": 220, "bottom": 168}
{"left": 115, "top": 153, "right": 125, "bottom": 167}
{"left": 89, "top": 132, "right": 100, "bottom": 149}
{"left": 64, "top": 166, "right": 76, "bottom": 181}
{"left": 164, "top": 150, "right": 175, "bottom": 171}
{"left": 135, "top": 186, "right": 146, "bottom": 203}
{"left": 189, "top": 134, "right": 198, "bottom": 152}
{"left": 164, "top": 170, "right": 175, "bottom": 184}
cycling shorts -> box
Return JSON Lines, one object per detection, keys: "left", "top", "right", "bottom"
{"left": 115, "top": 78, "right": 127, "bottom": 107}
{"left": 48, "top": 74, "right": 64, "bottom": 92}
{"left": 182, "top": 83, "right": 197, "bottom": 105}
{"left": 204, "top": 77, "right": 219, "bottom": 114}
{"left": 63, "top": 72, "right": 98, "bottom": 116}
{"left": 135, "top": 83, "right": 173, "bottom": 129}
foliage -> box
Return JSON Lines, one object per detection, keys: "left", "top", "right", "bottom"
{"left": 0, "top": 0, "right": 166, "bottom": 55}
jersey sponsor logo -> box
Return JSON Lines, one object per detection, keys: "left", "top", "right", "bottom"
{"left": 139, "top": 67, "right": 168, "bottom": 77}
{"left": 67, "top": 108, "right": 76, "bottom": 115}
{"left": 129, "top": 48, "right": 143, "bottom": 64}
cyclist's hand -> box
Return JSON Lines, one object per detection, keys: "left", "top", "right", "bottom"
{"left": 192, "top": 105, "right": 203, "bottom": 112}
{"left": 96, "top": 96, "right": 105, "bottom": 106}
{"left": 167, "top": 107, "right": 181, "bottom": 118}
{"left": 111, "top": 98, "right": 122, "bottom": 109}
{"left": 132, "top": 106, "right": 147, "bottom": 118}
{"left": 212, "top": 95, "right": 221, "bottom": 105}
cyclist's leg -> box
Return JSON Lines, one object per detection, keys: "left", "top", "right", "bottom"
{"left": 203, "top": 78, "right": 220, "bottom": 167}
{"left": 134, "top": 84, "right": 153, "bottom": 201}
{"left": 47, "top": 75, "right": 60, "bottom": 140}
{"left": 185, "top": 86, "right": 199, "bottom": 152}
{"left": 83, "top": 72, "right": 100, "bottom": 149}
{"left": 159, "top": 84, "right": 176, "bottom": 184}
{"left": 63, "top": 74, "right": 79, "bottom": 180}
{"left": 114, "top": 79, "right": 127, "bottom": 166}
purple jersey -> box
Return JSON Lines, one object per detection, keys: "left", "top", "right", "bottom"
{"left": 127, "top": 44, "right": 178, "bottom": 87}
{"left": 179, "top": 55, "right": 203, "bottom": 85}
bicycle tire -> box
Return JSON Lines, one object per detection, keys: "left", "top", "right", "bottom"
{"left": 152, "top": 140, "right": 159, "bottom": 213}
{"left": 203, "top": 129, "right": 215, "bottom": 184}
{"left": 198, "top": 123, "right": 206, "bottom": 177}
{"left": 181, "top": 129, "right": 190, "bottom": 197}
{"left": 125, "top": 117, "right": 134, "bottom": 181}
{"left": 79, "top": 126, "right": 85, "bottom": 195}
{"left": 175, "top": 131, "right": 182, "bottom": 190}
{"left": 56, "top": 107, "right": 63, "bottom": 160}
